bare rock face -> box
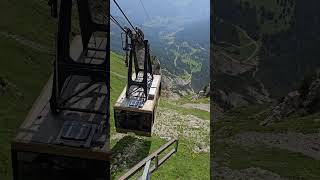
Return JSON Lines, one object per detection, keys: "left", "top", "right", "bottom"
{"left": 196, "top": 84, "right": 210, "bottom": 99}
{"left": 261, "top": 78, "right": 320, "bottom": 126}
{"left": 151, "top": 56, "right": 161, "bottom": 75}
{"left": 213, "top": 89, "right": 249, "bottom": 110}
{"left": 204, "top": 84, "right": 210, "bottom": 97}
{"left": 261, "top": 91, "right": 301, "bottom": 126}
{"left": 160, "top": 69, "right": 193, "bottom": 99}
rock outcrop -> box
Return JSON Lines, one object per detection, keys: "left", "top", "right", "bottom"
{"left": 261, "top": 78, "right": 320, "bottom": 126}
{"left": 160, "top": 69, "right": 193, "bottom": 100}
{"left": 303, "top": 79, "right": 320, "bottom": 113}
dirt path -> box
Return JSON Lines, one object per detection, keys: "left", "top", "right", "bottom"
{"left": 181, "top": 103, "right": 210, "bottom": 112}
{"left": 229, "top": 132, "right": 320, "bottom": 160}
{"left": 0, "top": 31, "right": 52, "bottom": 53}
{"left": 110, "top": 71, "right": 126, "bottom": 79}
{"left": 216, "top": 22, "right": 260, "bottom": 66}
{"left": 230, "top": 23, "right": 260, "bottom": 63}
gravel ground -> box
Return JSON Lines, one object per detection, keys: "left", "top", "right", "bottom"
{"left": 181, "top": 103, "right": 210, "bottom": 112}
{"left": 153, "top": 107, "right": 210, "bottom": 153}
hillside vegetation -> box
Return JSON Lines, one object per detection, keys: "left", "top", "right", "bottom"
{"left": 0, "top": 1, "right": 210, "bottom": 179}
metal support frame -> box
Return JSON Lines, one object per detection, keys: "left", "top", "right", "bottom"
{"left": 126, "top": 39, "right": 153, "bottom": 99}
{"left": 11, "top": 147, "right": 110, "bottom": 180}
{"left": 49, "top": 0, "right": 110, "bottom": 116}
{"left": 119, "top": 139, "right": 179, "bottom": 180}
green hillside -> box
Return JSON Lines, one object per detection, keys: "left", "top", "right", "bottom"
{"left": 213, "top": 0, "right": 320, "bottom": 179}
{"left": 0, "top": 0, "right": 54, "bottom": 178}
{"left": 0, "top": 1, "right": 210, "bottom": 179}
{"left": 213, "top": 104, "right": 320, "bottom": 179}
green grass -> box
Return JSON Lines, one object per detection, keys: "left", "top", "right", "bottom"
{"left": 170, "top": 48, "right": 202, "bottom": 74}
{"left": 151, "top": 138, "right": 209, "bottom": 180}
{"left": 0, "top": 0, "right": 55, "bottom": 47}
{"left": 111, "top": 136, "right": 209, "bottom": 180}
{"left": 0, "top": 32, "right": 53, "bottom": 180}
{"left": 214, "top": 142, "right": 320, "bottom": 179}
{"left": 159, "top": 100, "right": 209, "bottom": 120}
{"left": 109, "top": 52, "right": 127, "bottom": 135}
{"left": 214, "top": 104, "right": 320, "bottom": 179}
{"left": 0, "top": 2, "right": 55, "bottom": 178}
{"left": 213, "top": 104, "right": 320, "bottom": 138}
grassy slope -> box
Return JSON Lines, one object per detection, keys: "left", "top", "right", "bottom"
{"left": 0, "top": 0, "right": 54, "bottom": 178}
{"left": 214, "top": 1, "right": 320, "bottom": 178}
{"left": 0, "top": 2, "right": 210, "bottom": 179}
{"left": 213, "top": 105, "right": 320, "bottom": 179}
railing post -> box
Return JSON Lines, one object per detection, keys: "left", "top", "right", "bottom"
{"left": 120, "top": 139, "right": 179, "bottom": 179}
{"left": 175, "top": 139, "right": 179, "bottom": 152}
{"left": 155, "top": 155, "right": 159, "bottom": 170}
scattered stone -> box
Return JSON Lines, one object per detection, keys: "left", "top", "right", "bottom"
{"left": 153, "top": 107, "right": 209, "bottom": 153}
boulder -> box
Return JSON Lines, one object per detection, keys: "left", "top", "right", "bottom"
{"left": 261, "top": 78, "right": 320, "bottom": 126}
{"left": 151, "top": 56, "right": 161, "bottom": 75}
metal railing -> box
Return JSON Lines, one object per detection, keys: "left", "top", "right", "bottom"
{"left": 119, "top": 138, "right": 179, "bottom": 180}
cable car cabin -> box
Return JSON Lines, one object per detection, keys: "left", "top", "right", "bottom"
{"left": 114, "top": 73, "right": 161, "bottom": 137}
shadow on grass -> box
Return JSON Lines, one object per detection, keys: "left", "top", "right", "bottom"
{"left": 111, "top": 135, "right": 151, "bottom": 178}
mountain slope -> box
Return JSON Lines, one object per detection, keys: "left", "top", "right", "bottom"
{"left": 214, "top": 0, "right": 320, "bottom": 110}
{"left": 213, "top": 1, "right": 320, "bottom": 179}
{"left": 0, "top": 3, "right": 210, "bottom": 180}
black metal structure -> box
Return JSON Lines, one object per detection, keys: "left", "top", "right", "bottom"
{"left": 49, "top": 0, "right": 110, "bottom": 116}
{"left": 123, "top": 29, "right": 153, "bottom": 100}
